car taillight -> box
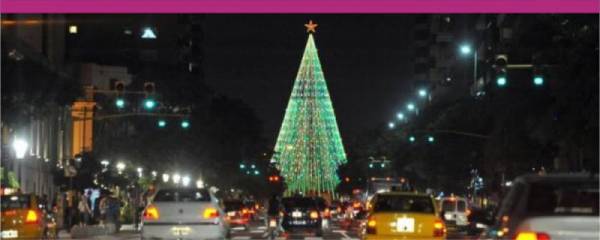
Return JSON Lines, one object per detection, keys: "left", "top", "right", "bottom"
{"left": 366, "top": 217, "right": 376, "bottom": 234}
{"left": 25, "top": 210, "right": 39, "bottom": 224}
{"left": 242, "top": 208, "right": 249, "bottom": 214}
{"left": 433, "top": 219, "right": 446, "bottom": 237}
{"left": 310, "top": 211, "right": 319, "bottom": 219}
{"left": 143, "top": 205, "right": 160, "bottom": 220}
{"left": 515, "top": 231, "right": 551, "bottom": 240}
{"left": 203, "top": 207, "right": 219, "bottom": 219}
{"left": 324, "top": 208, "right": 331, "bottom": 218}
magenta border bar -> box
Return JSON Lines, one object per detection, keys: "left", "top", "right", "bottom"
{"left": 1, "top": 0, "right": 598, "bottom": 13}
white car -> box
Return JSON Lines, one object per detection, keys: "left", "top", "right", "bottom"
{"left": 491, "top": 173, "right": 599, "bottom": 240}
{"left": 440, "top": 196, "right": 470, "bottom": 229}
{"left": 141, "top": 188, "right": 229, "bottom": 240}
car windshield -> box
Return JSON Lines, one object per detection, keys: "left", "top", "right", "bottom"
{"left": 374, "top": 195, "right": 435, "bottom": 213}
{"left": 441, "top": 200, "right": 455, "bottom": 211}
{"left": 282, "top": 197, "right": 316, "bottom": 210}
{"left": 224, "top": 201, "right": 244, "bottom": 211}
{"left": 153, "top": 189, "right": 210, "bottom": 202}
{"left": 457, "top": 201, "right": 467, "bottom": 212}
{"left": 1, "top": 195, "right": 30, "bottom": 210}
{"left": 314, "top": 198, "right": 328, "bottom": 210}
{"left": 526, "top": 181, "right": 599, "bottom": 216}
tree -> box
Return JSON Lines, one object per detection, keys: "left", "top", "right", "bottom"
{"left": 272, "top": 27, "right": 347, "bottom": 196}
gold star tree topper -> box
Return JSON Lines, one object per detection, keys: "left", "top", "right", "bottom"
{"left": 304, "top": 20, "right": 318, "bottom": 33}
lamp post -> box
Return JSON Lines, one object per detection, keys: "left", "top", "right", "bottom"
{"left": 12, "top": 137, "right": 28, "bottom": 159}
{"left": 459, "top": 44, "right": 478, "bottom": 87}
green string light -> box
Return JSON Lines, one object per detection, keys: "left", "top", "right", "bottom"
{"left": 272, "top": 33, "right": 347, "bottom": 196}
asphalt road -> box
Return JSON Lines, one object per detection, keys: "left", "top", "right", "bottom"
{"left": 58, "top": 218, "right": 474, "bottom": 239}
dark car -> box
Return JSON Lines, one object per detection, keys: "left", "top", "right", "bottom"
{"left": 224, "top": 200, "right": 250, "bottom": 229}
{"left": 281, "top": 197, "right": 324, "bottom": 237}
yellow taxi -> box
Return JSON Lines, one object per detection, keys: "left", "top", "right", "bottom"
{"left": 1, "top": 194, "right": 55, "bottom": 239}
{"left": 363, "top": 192, "right": 447, "bottom": 240}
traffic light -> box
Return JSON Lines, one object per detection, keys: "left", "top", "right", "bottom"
{"left": 181, "top": 120, "right": 190, "bottom": 129}
{"left": 380, "top": 163, "right": 386, "bottom": 168}
{"left": 427, "top": 136, "right": 435, "bottom": 143}
{"left": 409, "top": 136, "right": 416, "bottom": 143}
{"left": 532, "top": 66, "right": 544, "bottom": 86}
{"left": 114, "top": 81, "right": 125, "bottom": 109}
{"left": 369, "top": 163, "right": 374, "bottom": 168}
{"left": 494, "top": 55, "right": 508, "bottom": 87}
{"left": 240, "top": 163, "right": 246, "bottom": 169}
{"left": 115, "top": 98, "right": 125, "bottom": 109}
{"left": 143, "top": 82, "right": 156, "bottom": 110}
{"left": 157, "top": 120, "right": 166, "bottom": 128}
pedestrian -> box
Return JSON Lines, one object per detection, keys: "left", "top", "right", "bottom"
{"left": 99, "top": 193, "right": 109, "bottom": 225}
{"left": 78, "top": 191, "right": 92, "bottom": 226}
{"left": 106, "top": 195, "right": 122, "bottom": 232}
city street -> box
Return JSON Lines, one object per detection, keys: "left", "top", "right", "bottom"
{"left": 2, "top": 11, "right": 597, "bottom": 240}
{"left": 55, "top": 218, "right": 477, "bottom": 239}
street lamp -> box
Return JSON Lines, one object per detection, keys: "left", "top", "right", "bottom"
{"left": 388, "top": 122, "right": 395, "bottom": 129}
{"left": 137, "top": 167, "right": 143, "bottom": 177}
{"left": 196, "top": 179, "right": 205, "bottom": 189}
{"left": 162, "top": 173, "right": 170, "bottom": 183}
{"left": 406, "top": 103, "right": 416, "bottom": 111}
{"left": 116, "top": 162, "right": 126, "bottom": 174}
{"left": 418, "top": 89, "right": 427, "bottom": 98}
{"left": 460, "top": 45, "right": 472, "bottom": 55}
{"left": 151, "top": 171, "right": 157, "bottom": 178}
{"left": 396, "top": 112, "right": 405, "bottom": 121}
{"left": 12, "top": 137, "right": 28, "bottom": 159}
{"left": 182, "top": 176, "right": 191, "bottom": 187}
{"left": 173, "top": 173, "right": 181, "bottom": 184}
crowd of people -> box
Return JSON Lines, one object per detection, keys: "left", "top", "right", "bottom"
{"left": 62, "top": 189, "right": 122, "bottom": 231}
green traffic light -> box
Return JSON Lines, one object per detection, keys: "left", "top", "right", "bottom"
{"left": 369, "top": 163, "right": 374, "bottom": 168}
{"left": 381, "top": 163, "right": 386, "bottom": 168}
{"left": 144, "top": 99, "right": 156, "bottom": 109}
{"left": 240, "top": 164, "right": 246, "bottom": 169}
{"left": 409, "top": 136, "right": 416, "bottom": 142}
{"left": 427, "top": 136, "right": 435, "bottom": 143}
{"left": 157, "top": 120, "right": 166, "bottom": 128}
{"left": 181, "top": 120, "right": 190, "bottom": 129}
{"left": 254, "top": 170, "right": 260, "bottom": 175}
{"left": 533, "top": 76, "right": 544, "bottom": 86}
{"left": 115, "top": 98, "right": 125, "bottom": 108}
{"left": 496, "top": 77, "right": 507, "bottom": 87}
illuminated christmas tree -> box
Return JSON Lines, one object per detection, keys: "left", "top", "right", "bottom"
{"left": 272, "top": 21, "right": 347, "bottom": 196}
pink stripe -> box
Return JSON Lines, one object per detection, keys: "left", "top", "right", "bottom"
{"left": 1, "top": 0, "right": 598, "bottom": 13}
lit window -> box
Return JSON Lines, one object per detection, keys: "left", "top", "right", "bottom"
{"left": 69, "top": 25, "right": 78, "bottom": 34}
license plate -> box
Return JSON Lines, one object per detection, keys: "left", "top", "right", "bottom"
{"left": 292, "top": 211, "right": 302, "bottom": 218}
{"left": 396, "top": 217, "right": 415, "bottom": 233}
{"left": 291, "top": 220, "right": 306, "bottom": 225}
{"left": 1, "top": 230, "right": 18, "bottom": 238}
{"left": 171, "top": 226, "right": 191, "bottom": 236}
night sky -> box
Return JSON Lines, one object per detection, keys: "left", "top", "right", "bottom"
{"left": 203, "top": 15, "right": 415, "bottom": 140}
